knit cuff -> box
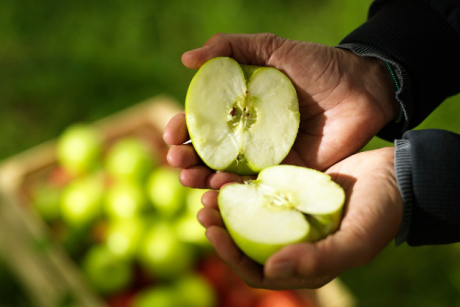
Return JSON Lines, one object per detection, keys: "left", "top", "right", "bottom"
{"left": 394, "top": 138, "right": 413, "bottom": 246}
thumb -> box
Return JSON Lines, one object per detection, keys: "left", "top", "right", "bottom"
{"left": 264, "top": 230, "right": 373, "bottom": 284}
{"left": 182, "top": 33, "right": 286, "bottom": 69}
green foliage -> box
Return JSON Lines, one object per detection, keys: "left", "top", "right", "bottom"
{"left": 1, "top": 0, "right": 460, "bottom": 305}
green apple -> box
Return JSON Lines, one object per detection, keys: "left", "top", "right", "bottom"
{"left": 146, "top": 167, "right": 186, "bottom": 218}
{"left": 174, "top": 214, "right": 209, "bottom": 248}
{"left": 105, "top": 218, "right": 145, "bottom": 260}
{"left": 60, "top": 175, "right": 104, "bottom": 227}
{"left": 185, "top": 57, "right": 299, "bottom": 175}
{"left": 105, "top": 180, "right": 146, "bottom": 220}
{"left": 175, "top": 273, "right": 216, "bottom": 307}
{"left": 138, "top": 222, "right": 194, "bottom": 278}
{"left": 82, "top": 245, "right": 132, "bottom": 295}
{"left": 133, "top": 286, "right": 181, "bottom": 307}
{"left": 30, "top": 182, "right": 61, "bottom": 222}
{"left": 173, "top": 188, "right": 210, "bottom": 247}
{"left": 106, "top": 137, "right": 155, "bottom": 182}
{"left": 218, "top": 165, "right": 345, "bottom": 264}
{"left": 186, "top": 188, "right": 208, "bottom": 216}
{"left": 57, "top": 124, "right": 102, "bottom": 175}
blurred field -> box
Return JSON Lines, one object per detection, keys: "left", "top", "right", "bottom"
{"left": 1, "top": 0, "right": 460, "bottom": 306}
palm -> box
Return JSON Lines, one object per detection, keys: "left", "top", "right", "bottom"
{"left": 197, "top": 148, "right": 402, "bottom": 289}
{"left": 268, "top": 41, "right": 395, "bottom": 170}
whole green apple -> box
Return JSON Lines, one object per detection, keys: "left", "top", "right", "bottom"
{"left": 133, "top": 286, "right": 181, "bottom": 307}
{"left": 105, "top": 218, "right": 145, "bottom": 261}
{"left": 60, "top": 175, "right": 104, "bottom": 227}
{"left": 174, "top": 214, "right": 210, "bottom": 249}
{"left": 186, "top": 188, "right": 208, "bottom": 216}
{"left": 57, "top": 124, "right": 102, "bottom": 175}
{"left": 138, "top": 222, "right": 194, "bottom": 278}
{"left": 82, "top": 245, "right": 132, "bottom": 295}
{"left": 175, "top": 273, "right": 216, "bottom": 307}
{"left": 146, "top": 167, "right": 186, "bottom": 218}
{"left": 30, "top": 182, "right": 61, "bottom": 222}
{"left": 105, "top": 180, "right": 147, "bottom": 220}
{"left": 106, "top": 137, "right": 155, "bottom": 183}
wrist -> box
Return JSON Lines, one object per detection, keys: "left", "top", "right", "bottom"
{"left": 371, "top": 58, "right": 401, "bottom": 123}
{"left": 337, "top": 48, "right": 401, "bottom": 125}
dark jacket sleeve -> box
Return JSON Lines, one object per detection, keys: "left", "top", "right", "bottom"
{"left": 339, "top": 0, "right": 460, "bottom": 141}
{"left": 394, "top": 130, "right": 460, "bottom": 246}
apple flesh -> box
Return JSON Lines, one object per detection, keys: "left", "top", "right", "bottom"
{"left": 218, "top": 165, "right": 345, "bottom": 264}
{"left": 186, "top": 57, "right": 299, "bottom": 175}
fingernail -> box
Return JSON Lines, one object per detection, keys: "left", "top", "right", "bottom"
{"left": 269, "top": 261, "right": 295, "bottom": 279}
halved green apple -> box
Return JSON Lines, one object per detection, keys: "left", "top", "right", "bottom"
{"left": 218, "top": 165, "right": 345, "bottom": 264}
{"left": 186, "top": 57, "right": 299, "bottom": 175}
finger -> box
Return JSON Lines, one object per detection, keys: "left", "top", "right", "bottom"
{"left": 207, "top": 172, "right": 256, "bottom": 190}
{"left": 167, "top": 145, "right": 201, "bottom": 168}
{"left": 182, "top": 33, "right": 286, "bottom": 69}
{"left": 197, "top": 208, "right": 224, "bottom": 228}
{"left": 163, "top": 112, "right": 188, "bottom": 145}
{"left": 202, "top": 190, "right": 219, "bottom": 210}
{"left": 265, "top": 230, "right": 367, "bottom": 283}
{"left": 206, "top": 226, "right": 265, "bottom": 287}
{"left": 179, "top": 166, "right": 214, "bottom": 189}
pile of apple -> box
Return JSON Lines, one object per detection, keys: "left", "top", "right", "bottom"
{"left": 27, "top": 123, "right": 316, "bottom": 307}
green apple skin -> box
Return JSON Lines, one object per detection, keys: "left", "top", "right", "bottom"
{"left": 138, "top": 222, "right": 194, "bottom": 278}
{"left": 105, "top": 218, "right": 145, "bottom": 261}
{"left": 105, "top": 137, "right": 155, "bottom": 183}
{"left": 30, "top": 182, "right": 61, "bottom": 222}
{"left": 133, "top": 286, "right": 181, "bottom": 307}
{"left": 82, "top": 245, "right": 132, "bottom": 295}
{"left": 185, "top": 188, "right": 208, "bottom": 216}
{"left": 226, "top": 223, "right": 309, "bottom": 265}
{"left": 60, "top": 175, "right": 104, "bottom": 227}
{"left": 175, "top": 273, "right": 216, "bottom": 307}
{"left": 104, "top": 180, "right": 146, "bottom": 220}
{"left": 218, "top": 165, "right": 345, "bottom": 265}
{"left": 57, "top": 124, "right": 102, "bottom": 175}
{"left": 174, "top": 214, "right": 210, "bottom": 249}
{"left": 185, "top": 57, "right": 299, "bottom": 176}
{"left": 146, "top": 167, "right": 186, "bottom": 218}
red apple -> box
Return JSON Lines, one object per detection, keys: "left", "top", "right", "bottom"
{"left": 256, "top": 291, "right": 305, "bottom": 307}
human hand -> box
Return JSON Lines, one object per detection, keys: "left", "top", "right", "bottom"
{"left": 164, "top": 33, "right": 399, "bottom": 189}
{"left": 197, "top": 147, "right": 402, "bottom": 289}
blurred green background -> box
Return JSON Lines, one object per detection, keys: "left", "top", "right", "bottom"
{"left": 1, "top": 0, "right": 460, "bottom": 306}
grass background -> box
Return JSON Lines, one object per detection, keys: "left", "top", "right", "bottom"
{"left": 1, "top": 0, "right": 460, "bottom": 306}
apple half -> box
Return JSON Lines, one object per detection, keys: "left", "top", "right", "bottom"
{"left": 218, "top": 165, "right": 345, "bottom": 265}
{"left": 186, "top": 57, "right": 299, "bottom": 175}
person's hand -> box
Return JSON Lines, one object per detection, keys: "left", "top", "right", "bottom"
{"left": 164, "top": 33, "right": 399, "bottom": 189}
{"left": 197, "top": 147, "right": 402, "bottom": 289}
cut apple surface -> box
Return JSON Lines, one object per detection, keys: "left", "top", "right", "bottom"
{"left": 218, "top": 165, "right": 345, "bottom": 264}
{"left": 186, "top": 57, "right": 299, "bottom": 175}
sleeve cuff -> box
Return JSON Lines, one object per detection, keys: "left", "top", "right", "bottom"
{"left": 393, "top": 138, "right": 413, "bottom": 246}
{"left": 335, "top": 43, "right": 412, "bottom": 141}
{"left": 339, "top": 0, "right": 460, "bottom": 133}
